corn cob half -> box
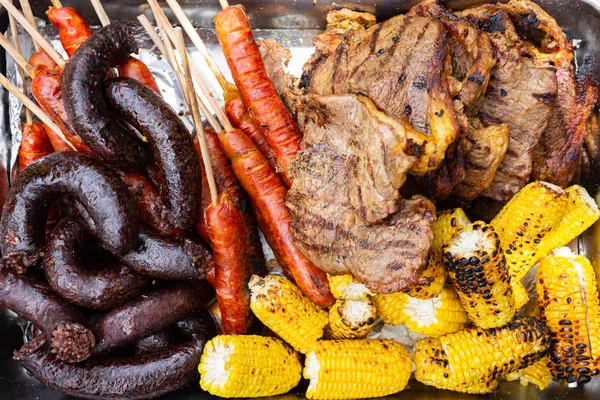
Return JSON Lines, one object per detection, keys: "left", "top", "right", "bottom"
{"left": 303, "top": 339, "right": 412, "bottom": 399}
{"left": 327, "top": 274, "right": 373, "bottom": 301}
{"left": 491, "top": 181, "right": 568, "bottom": 281}
{"left": 404, "top": 250, "right": 447, "bottom": 300}
{"left": 325, "top": 299, "right": 376, "bottom": 339}
{"left": 536, "top": 248, "right": 600, "bottom": 386}
{"left": 249, "top": 275, "right": 328, "bottom": 354}
{"left": 372, "top": 291, "right": 408, "bottom": 325}
{"left": 444, "top": 222, "right": 515, "bottom": 328}
{"left": 199, "top": 335, "right": 302, "bottom": 397}
{"left": 504, "top": 356, "right": 552, "bottom": 390}
{"left": 432, "top": 208, "right": 471, "bottom": 254}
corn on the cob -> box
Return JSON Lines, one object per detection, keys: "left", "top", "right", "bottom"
{"left": 443, "top": 222, "right": 515, "bottom": 328}
{"left": 199, "top": 335, "right": 302, "bottom": 397}
{"left": 414, "top": 337, "right": 499, "bottom": 394}
{"left": 249, "top": 275, "right": 328, "bottom": 354}
{"left": 536, "top": 248, "right": 600, "bottom": 386}
{"left": 535, "top": 185, "right": 600, "bottom": 263}
{"left": 505, "top": 356, "right": 552, "bottom": 390}
{"left": 432, "top": 208, "right": 471, "bottom": 254}
{"left": 404, "top": 250, "right": 446, "bottom": 300}
{"left": 512, "top": 280, "right": 530, "bottom": 312}
{"left": 325, "top": 299, "right": 376, "bottom": 339}
{"left": 491, "top": 181, "right": 568, "bottom": 281}
{"left": 303, "top": 339, "right": 412, "bottom": 399}
{"left": 372, "top": 291, "right": 408, "bottom": 325}
{"left": 400, "top": 285, "right": 470, "bottom": 337}
{"left": 327, "top": 274, "right": 373, "bottom": 301}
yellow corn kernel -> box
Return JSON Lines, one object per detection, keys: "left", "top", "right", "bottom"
{"left": 444, "top": 222, "right": 515, "bottom": 328}
{"left": 372, "top": 291, "right": 409, "bottom": 325}
{"left": 432, "top": 208, "right": 471, "bottom": 254}
{"left": 535, "top": 185, "right": 600, "bottom": 262}
{"left": 303, "top": 339, "right": 412, "bottom": 399}
{"left": 249, "top": 275, "right": 328, "bottom": 354}
{"left": 199, "top": 335, "right": 302, "bottom": 398}
{"left": 505, "top": 356, "right": 552, "bottom": 390}
{"left": 325, "top": 299, "right": 376, "bottom": 339}
{"left": 536, "top": 248, "right": 600, "bottom": 386}
{"left": 414, "top": 337, "right": 499, "bottom": 394}
{"left": 491, "top": 181, "right": 568, "bottom": 281}
{"left": 404, "top": 250, "right": 447, "bottom": 299}
{"left": 400, "top": 285, "right": 470, "bottom": 337}
{"left": 327, "top": 274, "right": 373, "bottom": 301}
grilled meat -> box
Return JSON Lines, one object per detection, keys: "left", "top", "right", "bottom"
{"left": 258, "top": 38, "right": 301, "bottom": 114}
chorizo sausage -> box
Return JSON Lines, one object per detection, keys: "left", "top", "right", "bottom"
{"left": 29, "top": 49, "right": 58, "bottom": 73}
{"left": 15, "top": 336, "right": 206, "bottom": 400}
{"left": 117, "top": 57, "right": 162, "bottom": 95}
{"left": 0, "top": 268, "right": 95, "bottom": 363}
{"left": 61, "top": 23, "right": 152, "bottom": 169}
{"left": 0, "top": 152, "right": 139, "bottom": 273}
{"left": 92, "top": 282, "right": 214, "bottom": 356}
{"left": 43, "top": 217, "right": 149, "bottom": 310}
{"left": 207, "top": 189, "right": 253, "bottom": 334}
{"left": 46, "top": 6, "right": 92, "bottom": 57}
{"left": 104, "top": 78, "right": 201, "bottom": 229}
{"left": 218, "top": 128, "right": 334, "bottom": 307}
{"left": 18, "top": 122, "right": 53, "bottom": 171}
{"left": 134, "top": 330, "right": 171, "bottom": 355}
{"left": 215, "top": 6, "right": 301, "bottom": 186}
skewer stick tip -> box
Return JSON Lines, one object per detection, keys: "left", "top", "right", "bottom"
{"left": 90, "top": 0, "right": 111, "bottom": 27}
{"left": 50, "top": 0, "right": 62, "bottom": 8}
{"left": 218, "top": 0, "right": 230, "bottom": 10}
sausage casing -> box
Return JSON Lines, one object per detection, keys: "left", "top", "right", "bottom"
{"left": 117, "top": 57, "right": 162, "bottom": 95}
{"left": 18, "top": 123, "right": 53, "bottom": 171}
{"left": 46, "top": 6, "right": 92, "bottom": 57}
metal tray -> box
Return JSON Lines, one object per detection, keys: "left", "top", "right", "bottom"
{"left": 1, "top": 0, "right": 600, "bottom": 398}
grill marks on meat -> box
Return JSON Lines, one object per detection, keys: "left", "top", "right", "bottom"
{"left": 287, "top": 94, "right": 435, "bottom": 293}
{"left": 303, "top": 14, "right": 460, "bottom": 175}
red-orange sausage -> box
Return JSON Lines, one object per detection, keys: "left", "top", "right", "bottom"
{"left": 207, "top": 189, "right": 253, "bottom": 334}
{"left": 118, "top": 57, "right": 162, "bottom": 95}
{"left": 215, "top": 6, "right": 301, "bottom": 187}
{"left": 218, "top": 128, "right": 334, "bottom": 307}
{"left": 29, "top": 50, "right": 58, "bottom": 73}
{"left": 46, "top": 6, "right": 92, "bottom": 57}
{"left": 18, "top": 123, "right": 53, "bottom": 171}
{"left": 224, "top": 88, "right": 277, "bottom": 172}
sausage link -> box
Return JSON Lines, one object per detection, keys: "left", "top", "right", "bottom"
{"left": 0, "top": 152, "right": 139, "bottom": 273}
{"left": 224, "top": 88, "right": 278, "bottom": 172}
{"left": 207, "top": 189, "right": 253, "bottom": 334}
{"left": 44, "top": 217, "right": 149, "bottom": 310}
{"left": 104, "top": 78, "right": 201, "bottom": 229}
{"left": 218, "top": 128, "right": 334, "bottom": 307}
{"left": 92, "top": 282, "right": 214, "bottom": 356}
{"left": 15, "top": 336, "right": 206, "bottom": 400}
{"left": 171, "top": 310, "right": 218, "bottom": 343}
{"left": 117, "top": 57, "right": 162, "bottom": 95}
{"left": 18, "top": 122, "right": 53, "bottom": 171}
{"left": 46, "top": 6, "right": 92, "bottom": 57}
{"left": 0, "top": 268, "right": 95, "bottom": 363}
{"left": 61, "top": 23, "right": 152, "bottom": 169}
{"left": 29, "top": 49, "right": 58, "bottom": 73}
{"left": 134, "top": 330, "right": 171, "bottom": 355}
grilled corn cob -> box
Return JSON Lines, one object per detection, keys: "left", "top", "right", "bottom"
{"left": 512, "top": 280, "right": 530, "bottom": 312}
{"left": 444, "top": 222, "right": 515, "bottom": 328}
{"left": 404, "top": 250, "right": 446, "bottom": 300}
{"left": 249, "top": 275, "right": 328, "bottom": 354}
{"left": 536, "top": 248, "right": 600, "bottom": 386}
{"left": 325, "top": 299, "right": 376, "bottom": 339}
{"left": 535, "top": 185, "right": 600, "bottom": 262}
{"left": 432, "top": 208, "right": 471, "bottom": 254}
{"left": 372, "top": 292, "right": 408, "bottom": 325}
{"left": 505, "top": 356, "right": 552, "bottom": 390}
{"left": 491, "top": 181, "right": 568, "bottom": 281}
{"left": 199, "top": 335, "right": 302, "bottom": 397}
{"left": 400, "top": 285, "right": 471, "bottom": 337}
{"left": 414, "top": 337, "right": 499, "bottom": 394}
{"left": 327, "top": 274, "right": 373, "bottom": 300}
{"left": 303, "top": 339, "right": 412, "bottom": 399}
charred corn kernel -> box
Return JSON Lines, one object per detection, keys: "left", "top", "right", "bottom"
{"left": 401, "top": 285, "right": 470, "bottom": 337}
{"left": 327, "top": 274, "right": 372, "bottom": 300}
{"left": 249, "top": 275, "right": 328, "bottom": 354}
{"left": 372, "top": 291, "right": 408, "bottom": 325}
{"left": 444, "top": 222, "right": 515, "bottom": 329}
{"left": 325, "top": 299, "right": 376, "bottom": 339}
{"left": 414, "top": 338, "right": 499, "bottom": 394}
{"left": 536, "top": 248, "right": 600, "bottom": 386}
{"left": 199, "top": 335, "right": 302, "bottom": 397}
{"left": 505, "top": 356, "right": 552, "bottom": 390}
{"left": 404, "top": 250, "right": 447, "bottom": 299}
{"left": 303, "top": 339, "right": 412, "bottom": 399}
{"left": 512, "top": 281, "right": 530, "bottom": 312}
{"left": 536, "top": 185, "right": 600, "bottom": 262}
{"left": 491, "top": 181, "right": 568, "bottom": 281}
{"left": 432, "top": 208, "right": 471, "bottom": 254}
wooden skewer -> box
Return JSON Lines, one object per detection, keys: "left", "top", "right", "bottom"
{"left": 165, "top": 0, "right": 229, "bottom": 90}
{"left": 218, "top": 0, "right": 230, "bottom": 10}
{"left": 90, "top": 0, "right": 111, "bottom": 27}
{"left": 0, "top": 72, "right": 76, "bottom": 150}
{"left": 0, "top": 0, "right": 65, "bottom": 67}
{"left": 137, "top": 15, "right": 167, "bottom": 58}
{"left": 7, "top": 0, "right": 32, "bottom": 124}
{"left": 0, "top": 34, "right": 35, "bottom": 78}
{"left": 50, "top": 0, "right": 62, "bottom": 8}
{"left": 18, "top": 0, "right": 39, "bottom": 51}
{"left": 173, "top": 27, "right": 218, "bottom": 205}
